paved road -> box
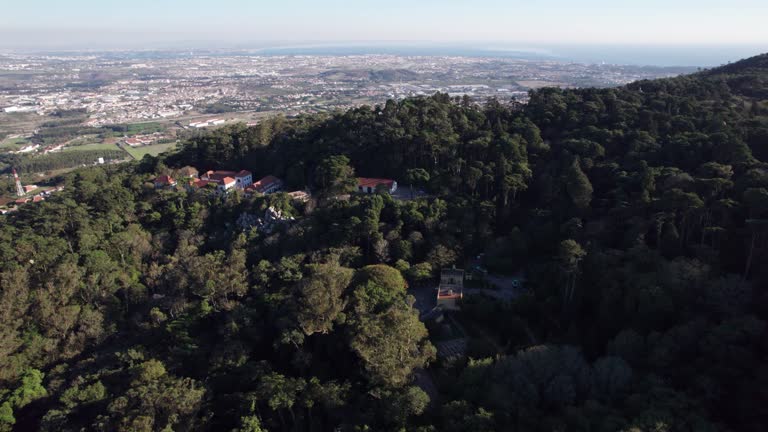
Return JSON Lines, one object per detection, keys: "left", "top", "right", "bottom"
{"left": 464, "top": 274, "right": 527, "bottom": 301}
{"left": 392, "top": 187, "right": 430, "bottom": 201}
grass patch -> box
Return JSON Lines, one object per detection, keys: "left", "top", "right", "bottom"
{"left": 66, "top": 135, "right": 102, "bottom": 146}
{"left": 0, "top": 137, "right": 30, "bottom": 149}
{"left": 124, "top": 142, "right": 177, "bottom": 159}
{"left": 104, "top": 122, "right": 165, "bottom": 136}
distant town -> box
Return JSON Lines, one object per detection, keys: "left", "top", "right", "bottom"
{"left": 0, "top": 51, "right": 696, "bottom": 189}
{"left": 0, "top": 51, "right": 695, "bottom": 127}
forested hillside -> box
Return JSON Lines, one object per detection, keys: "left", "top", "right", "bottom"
{"left": 1, "top": 53, "right": 767, "bottom": 432}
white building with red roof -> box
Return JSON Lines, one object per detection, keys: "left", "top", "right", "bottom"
{"left": 357, "top": 177, "right": 397, "bottom": 194}
{"left": 201, "top": 170, "right": 253, "bottom": 190}
{"left": 218, "top": 177, "right": 237, "bottom": 192}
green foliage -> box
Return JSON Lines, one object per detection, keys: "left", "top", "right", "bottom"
{"left": 104, "top": 359, "right": 204, "bottom": 431}
{"left": 0, "top": 368, "right": 47, "bottom": 431}
{"left": 315, "top": 154, "right": 357, "bottom": 197}
{"left": 350, "top": 298, "right": 436, "bottom": 387}
{"left": 2, "top": 54, "right": 768, "bottom": 431}
{"left": 11, "top": 149, "right": 126, "bottom": 174}
{"left": 564, "top": 157, "right": 593, "bottom": 209}
{"left": 234, "top": 415, "right": 267, "bottom": 432}
{"left": 0, "top": 402, "right": 14, "bottom": 432}
{"left": 9, "top": 368, "right": 47, "bottom": 408}
{"left": 352, "top": 265, "right": 407, "bottom": 312}
{"left": 406, "top": 262, "right": 433, "bottom": 284}
{"left": 60, "top": 380, "right": 107, "bottom": 409}
{"left": 296, "top": 263, "right": 354, "bottom": 335}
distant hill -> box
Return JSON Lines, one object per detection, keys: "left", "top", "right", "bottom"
{"left": 625, "top": 51, "right": 768, "bottom": 99}
{"left": 702, "top": 52, "right": 768, "bottom": 76}
{"left": 699, "top": 52, "right": 768, "bottom": 98}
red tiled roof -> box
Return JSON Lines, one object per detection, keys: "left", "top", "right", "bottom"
{"left": 222, "top": 177, "right": 236, "bottom": 185}
{"left": 203, "top": 170, "right": 250, "bottom": 183}
{"left": 191, "top": 179, "right": 212, "bottom": 188}
{"left": 32, "top": 195, "right": 44, "bottom": 203}
{"left": 357, "top": 177, "right": 394, "bottom": 188}
{"left": 437, "top": 288, "right": 462, "bottom": 299}
{"left": 206, "top": 171, "right": 233, "bottom": 181}
{"left": 251, "top": 175, "right": 282, "bottom": 193}
{"left": 254, "top": 174, "right": 278, "bottom": 185}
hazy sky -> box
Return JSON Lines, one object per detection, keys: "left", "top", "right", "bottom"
{"left": 2, "top": 0, "right": 768, "bottom": 48}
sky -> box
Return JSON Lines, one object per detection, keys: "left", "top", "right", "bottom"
{"left": 2, "top": 0, "right": 768, "bottom": 50}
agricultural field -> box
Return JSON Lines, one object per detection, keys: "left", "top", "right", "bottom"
{"left": 124, "top": 142, "right": 178, "bottom": 159}
{"left": 62, "top": 142, "right": 122, "bottom": 152}
{"left": 0, "top": 136, "right": 30, "bottom": 150}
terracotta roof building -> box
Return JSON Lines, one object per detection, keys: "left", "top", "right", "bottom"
{"left": 219, "top": 177, "right": 237, "bottom": 192}
{"left": 437, "top": 268, "right": 464, "bottom": 311}
{"left": 247, "top": 175, "right": 284, "bottom": 195}
{"left": 201, "top": 170, "right": 252, "bottom": 190}
{"left": 357, "top": 177, "right": 397, "bottom": 194}
{"left": 190, "top": 179, "right": 212, "bottom": 189}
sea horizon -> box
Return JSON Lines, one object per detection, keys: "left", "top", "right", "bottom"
{"left": 1, "top": 38, "right": 764, "bottom": 68}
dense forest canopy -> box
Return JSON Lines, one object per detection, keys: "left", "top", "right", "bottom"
{"left": 1, "top": 53, "right": 767, "bottom": 432}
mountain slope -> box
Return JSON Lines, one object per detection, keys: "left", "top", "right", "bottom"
{"left": 700, "top": 52, "right": 768, "bottom": 98}
{"left": 702, "top": 52, "right": 768, "bottom": 76}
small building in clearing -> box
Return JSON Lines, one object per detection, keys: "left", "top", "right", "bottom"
{"left": 357, "top": 177, "right": 397, "bottom": 194}
{"left": 436, "top": 268, "right": 464, "bottom": 311}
